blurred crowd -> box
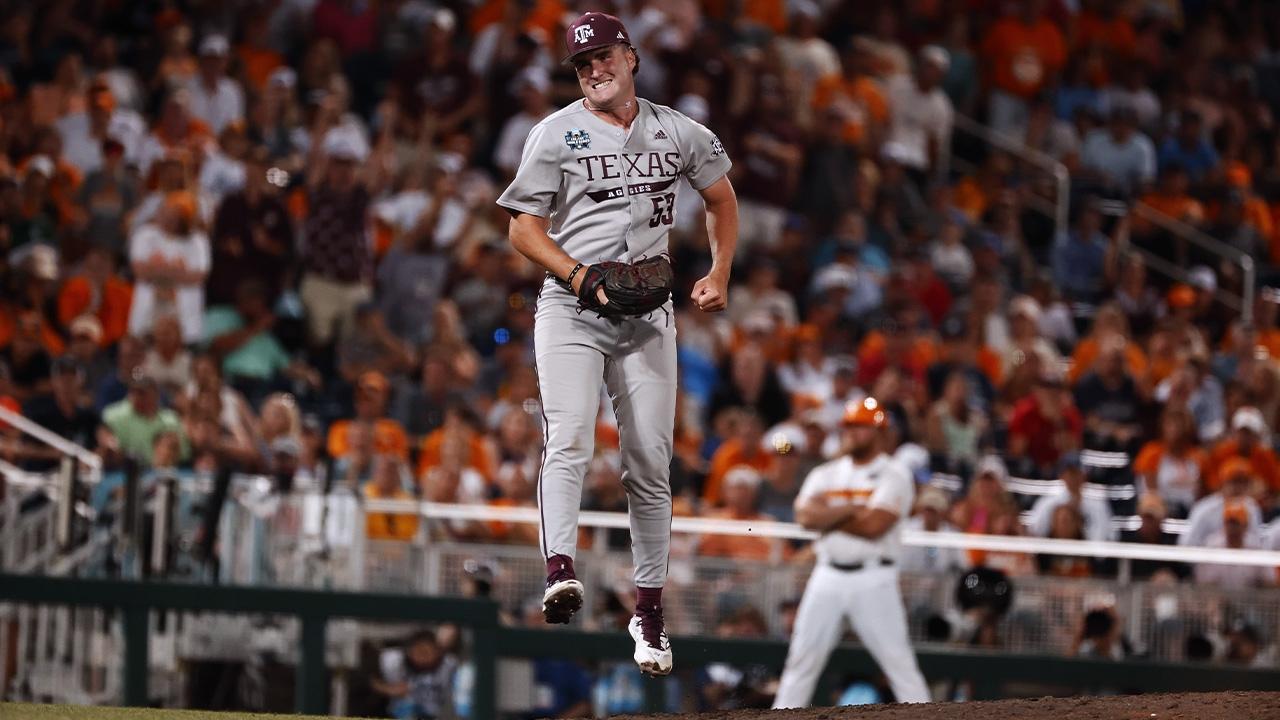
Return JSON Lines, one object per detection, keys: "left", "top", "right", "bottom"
{"left": 3, "top": 0, "right": 1280, "bottom": 595}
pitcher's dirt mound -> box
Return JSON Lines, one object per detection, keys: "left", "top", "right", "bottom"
{"left": 613, "top": 691, "right": 1280, "bottom": 720}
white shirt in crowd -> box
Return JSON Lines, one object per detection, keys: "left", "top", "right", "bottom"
{"left": 183, "top": 381, "right": 253, "bottom": 441}
{"left": 778, "top": 358, "right": 837, "bottom": 403}
{"left": 184, "top": 76, "right": 245, "bottom": 134}
{"left": 378, "top": 647, "right": 457, "bottom": 719}
{"left": 1265, "top": 522, "right": 1280, "bottom": 551}
{"left": 198, "top": 150, "right": 247, "bottom": 201}
{"left": 373, "top": 189, "right": 470, "bottom": 249}
{"left": 140, "top": 348, "right": 193, "bottom": 391}
{"left": 883, "top": 73, "right": 953, "bottom": 171}
{"left": 55, "top": 109, "right": 147, "bottom": 175}
{"left": 817, "top": 387, "right": 868, "bottom": 433}
{"left": 1192, "top": 531, "right": 1273, "bottom": 590}
{"left": 127, "top": 224, "right": 211, "bottom": 343}
{"left": 1100, "top": 86, "right": 1161, "bottom": 129}
{"left": 437, "top": 467, "right": 489, "bottom": 535}
{"left": 1144, "top": 454, "right": 1201, "bottom": 512}
{"left": 796, "top": 453, "right": 915, "bottom": 565}
{"left": 930, "top": 241, "right": 973, "bottom": 286}
{"left": 1180, "top": 493, "right": 1264, "bottom": 548}
{"left": 728, "top": 286, "right": 799, "bottom": 329}
{"left": 1026, "top": 486, "right": 1115, "bottom": 542}
{"left": 1038, "top": 300, "right": 1078, "bottom": 347}
{"left": 774, "top": 35, "right": 840, "bottom": 102}
{"left": 1079, "top": 128, "right": 1156, "bottom": 194}
{"left": 983, "top": 311, "right": 1011, "bottom": 354}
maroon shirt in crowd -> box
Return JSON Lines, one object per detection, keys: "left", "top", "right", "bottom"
{"left": 303, "top": 183, "right": 370, "bottom": 284}
{"left": 209, "top": 191, "right": 294, "bottom": 306}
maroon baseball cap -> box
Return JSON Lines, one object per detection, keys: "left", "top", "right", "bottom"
{"left": 563, "top": 12, "right": 632, "bottom": 63}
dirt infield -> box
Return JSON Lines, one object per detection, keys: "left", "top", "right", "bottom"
{"left": 614, "top": 692, "right": 1280, "bottom": 720}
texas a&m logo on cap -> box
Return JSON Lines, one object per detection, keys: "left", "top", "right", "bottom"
{"left": 564, "top": 12, "right": 632, "bottom": 62}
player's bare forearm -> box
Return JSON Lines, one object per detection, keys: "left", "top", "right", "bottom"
{"left": 700, "top": 176, "right": 738, "bottom": 280}
{"left": 692, "top": 176, "right": 737, "bottom": 312}
{"left": 507, "top": 211, "right": 579, "bottom": 282}
{"left": 834, "top": 508, "right": 899, "bottom": 540}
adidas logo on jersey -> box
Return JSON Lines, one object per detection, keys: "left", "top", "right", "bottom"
{"left": 653, "top": 130, "right": 668, "bottom": 140}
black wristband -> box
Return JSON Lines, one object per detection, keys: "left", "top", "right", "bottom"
{"left": 565, "top": 262, "right": 584, "bottom": 285}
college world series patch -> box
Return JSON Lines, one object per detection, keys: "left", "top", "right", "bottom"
{"left": 565, "top": 129, "right": 591, "bottom": 150}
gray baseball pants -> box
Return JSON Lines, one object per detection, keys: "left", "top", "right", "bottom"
{"left": 533, "top": 282, "right": 675, "bottom": 588}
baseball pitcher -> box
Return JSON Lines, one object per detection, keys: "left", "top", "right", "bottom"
{"left": 496, "top": 11, "right": 739, "bottom": 676}
{"left": 773, "top": 398, "right": 931, "bottom": 707}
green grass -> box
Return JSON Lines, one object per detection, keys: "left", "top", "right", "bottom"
{"left": 0, "top": 704, "right": 371, "bottom": 720}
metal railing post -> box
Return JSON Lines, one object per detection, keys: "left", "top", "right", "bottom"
{"left": 150, "top": 477, "right": 174, "bottom": 577}
{"left": 1241, "top": 254, "right": 1255, "bottom": 328}
{"left": 472, "top": 619, "right": 497, "bottom": 720}
{"left": 950, "top": 113, "right": 1071, "bottom": 238}
{"left": 3, "top": 575, "right": 1280, "bottom": 708}
{"left": 55, "top": 457, "right": 74, "bottom": 550}
{"left": 122, "top": 605, "right": 149, "bottom": 706}
{"left": 1054, "top": 165, "right": 1070, "bottom": 239}
{"left": 1129, "top": 202, "right": 1254, "bottom": 319}
{"left": 297, "top": 613, "right": 328, "bottom": 715}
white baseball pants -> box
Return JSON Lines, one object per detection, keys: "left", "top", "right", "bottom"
{"left": 773, "top": 564, "right": 930, "bottom": 707}
{"left": 533, "top": 284, "right": 676, "bottom": 588}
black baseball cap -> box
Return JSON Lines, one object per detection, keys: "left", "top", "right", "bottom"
{"left": 563, "top": 12, "right": 632, "bottom": 64}
{"left": 128, "top": 368, "right": 158, "bottom": 391}
{"left": 52, "top": 355, "right": 84, "bottom": 377}
{"left": 940, "top": 314, "right": 968, "bottom": 340}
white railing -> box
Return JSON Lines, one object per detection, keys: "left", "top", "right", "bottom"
{"left": 0, "top": 492, "right": 58, "bottom": 573}
{"left": 214, "top": 494, "right": 1280, "bottom": 665}
{"left": 951, "top": 113, "right": 1256, "bottom": 328}
{"left": 5, "top": 488, "right": 1278, "bottom": 706}
{"left": 7, "top": 463, "right": 1272, "bottom": 575}
{"left": 1127, "top": 202, "right": 1256, "bottom": 326}
{"left": 0, "top": 404, "right": 101, "bottom": 473}
{"left": 950, "top": 113, "right": 1071, "bottom": 236}
{"left": 0, "top": 459, "right": 50, "bottom": 491}
{"left": 355, "top": 499, "right": 1280, "bottom": 569}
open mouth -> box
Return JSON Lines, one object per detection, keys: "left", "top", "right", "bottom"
{"left": 591, "top": 78, "right": 613, "bottom": 91}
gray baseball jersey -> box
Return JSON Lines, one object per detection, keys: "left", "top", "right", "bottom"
{"left": 497, "top": 97, "right": 731, "bottom": 264}
{"left": 498, "top": 97, "right": 731, "bottom": 591}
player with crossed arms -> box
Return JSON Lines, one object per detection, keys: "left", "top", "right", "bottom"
{"left": 496, "top": 12, "right": 738, "bottom": 676}
{"left": 773, "top": 397, "right": 931, "bottom": 707}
